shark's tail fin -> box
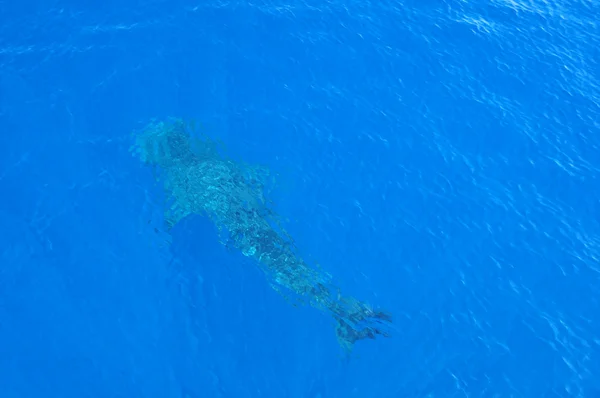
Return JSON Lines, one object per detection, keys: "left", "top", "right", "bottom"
{"left": 334, "top": 307, "right": 393, "bottom": 353}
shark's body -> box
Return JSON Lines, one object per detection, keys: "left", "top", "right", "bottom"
{"left": 132, "top": 119, "right": 392, "bottom": 351}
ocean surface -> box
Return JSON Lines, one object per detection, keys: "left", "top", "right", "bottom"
{"left": 1, "top": 0, "right": 599, "bottom": 396}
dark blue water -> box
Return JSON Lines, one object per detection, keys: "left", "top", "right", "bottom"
{"left": 1, "top": 0, "right": 599, "bottom": 396}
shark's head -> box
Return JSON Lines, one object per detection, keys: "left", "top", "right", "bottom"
{"left": 130, "top": 120, "right": 192, "bottom": 167}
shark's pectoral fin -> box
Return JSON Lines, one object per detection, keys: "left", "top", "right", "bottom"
{"left": 164, "top": 202, "right": 192, "bottom": 230}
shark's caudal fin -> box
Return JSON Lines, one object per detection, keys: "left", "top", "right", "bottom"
{"left": 335, "top": 308, "right": 393, "bottom": 353}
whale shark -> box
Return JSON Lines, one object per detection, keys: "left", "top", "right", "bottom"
{"left": 130, "top": 118, "right": 392, "bottom": 352}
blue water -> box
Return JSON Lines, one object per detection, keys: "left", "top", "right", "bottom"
{"left": 1, "top": 0, "right": 599, "bottom": 396}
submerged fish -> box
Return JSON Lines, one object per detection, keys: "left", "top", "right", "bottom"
{"left": 131, "top": 118, "right": 392, "bottom": 352}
